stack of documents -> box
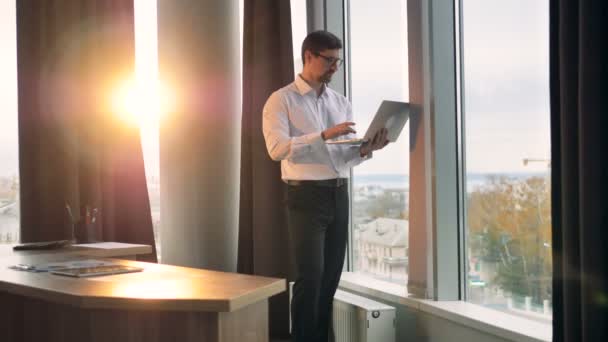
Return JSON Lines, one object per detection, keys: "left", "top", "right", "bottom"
{"left": 9, "top": 259, "right": 143, "bottom": 277}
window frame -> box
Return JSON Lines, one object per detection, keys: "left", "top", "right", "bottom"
{"left": 456, "top": 0, "right": 553, "bottom": 312}
{"left": 406, "top": 0, "right": 463, "bottom": 300}
{"left": 319, "top": 0, "right": 465, "bottom": 300}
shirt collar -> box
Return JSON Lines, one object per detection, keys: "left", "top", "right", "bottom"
{"left": 295, "top": 74, "right": 328, "bottom": 98}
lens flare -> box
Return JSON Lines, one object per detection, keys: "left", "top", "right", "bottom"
{"left": 111, "top": 76, "right": 172, "bottom": 127}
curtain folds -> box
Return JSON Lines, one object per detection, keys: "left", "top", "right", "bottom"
{"left": 17, "top": 0, "right": 157, "bottom": 262}
{"left": 550, "top": 1, "right": 608, "bottom": 341}
{"left": 239, "top": 0, "right": 294, "bottom": 337}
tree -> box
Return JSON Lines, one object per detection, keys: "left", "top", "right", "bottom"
{"left": 366, "top": 190, "right": 406, "bottom": 219}
{"left": 467, "top": 175, "right": 552, "bottom": 304}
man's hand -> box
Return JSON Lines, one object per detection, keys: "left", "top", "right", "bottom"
{"left": 359, "top": 128, "right": 389, "bottom": 157}
{"left": 322, "top": 122, "right": 356, "bottom": 140}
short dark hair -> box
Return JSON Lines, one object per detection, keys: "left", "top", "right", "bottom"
{"left": 301, "top": 30, "right": 342, "bottom": 65}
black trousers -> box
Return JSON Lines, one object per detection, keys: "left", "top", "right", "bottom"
{"left": 287, "top": 182, "right": 349, "bottom": 342}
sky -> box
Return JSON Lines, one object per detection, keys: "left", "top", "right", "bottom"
{"left": 134, "top": 0, "right": 161, "bottom": 181}
{"left": 460, "top": 0, "right": 551, "bottom": 174}
{"left": 349, "top": 0, "right": 410, "bottom": 176}
{"left": 0, "top": 0, "right": 551, "bottom": 178}
{"left": 347, "top": 0, "right": 550, "bottom": 175}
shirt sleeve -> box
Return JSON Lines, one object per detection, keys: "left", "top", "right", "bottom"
{"left": 262, "top": 92, "right": 325, "bottom": 162}
{"left": 340, "top": 101, "right": 372, "bottom": 168}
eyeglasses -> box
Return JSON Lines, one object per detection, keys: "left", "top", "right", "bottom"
{"left": 312, "top": 51, "right": 344, "bottom": 67}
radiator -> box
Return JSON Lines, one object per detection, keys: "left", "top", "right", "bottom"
{"left": 290, "top": 283, "right": 396, "bottom": 342}
{"left": 332, "top": 289, "right": 396, "bottom": 342}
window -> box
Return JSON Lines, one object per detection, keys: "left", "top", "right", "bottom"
{"left": 348, "top": 0, "right": 409, "bottom": 285}
{"left": 291, "top": 0, "right": 308, "bottom": 77}
{"left": 134, "top": 0, "right": 161, "bottom": 258}
{"left": 461, "top": 0, "right": 552, "bottom": 321}
{"left": 0, "top": 1, "right": 19, "bottom": 244}
{"left": 0, "top": 2, "right": 167, "bottom": 248}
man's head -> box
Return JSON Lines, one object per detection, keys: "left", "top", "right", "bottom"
{"left": 301, "top": 30, "right": 343, "bottom": 84}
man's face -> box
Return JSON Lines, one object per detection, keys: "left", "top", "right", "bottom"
{"left": 305, "top": 48, "right": 342, "bottom": 84}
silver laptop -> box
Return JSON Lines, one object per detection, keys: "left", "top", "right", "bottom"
{"left": 326, "top": 100, "right": 410, "bottom": 145}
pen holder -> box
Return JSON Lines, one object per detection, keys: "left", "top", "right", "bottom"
{"left": 74, "top": 222, "right": 98, "bottom": 244}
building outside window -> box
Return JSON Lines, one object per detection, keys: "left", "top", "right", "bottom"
{"left": 348, "top": 0, "right": 409, "bottom": 285}
{"left": 461, "top": 0, "right": 552, "bottom": 321}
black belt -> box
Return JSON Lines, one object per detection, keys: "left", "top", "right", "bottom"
{"left": 286, "top": 178, "right": 348, "bottom": 187}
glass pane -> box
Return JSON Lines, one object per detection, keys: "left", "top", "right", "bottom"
{"left": 134, "top": 0, "right": 161, "bottom": 259}
{"left": 291, "top": 0, "right": 307, "bottom": 77}
{"left": 462, "top": 0, "right": 552, "bottom": 321}
{"left": 0, "top": 2, "right": 19, "bottom": 244}
{"left": 349, "top": 0, "right": 409, "bottom": 285}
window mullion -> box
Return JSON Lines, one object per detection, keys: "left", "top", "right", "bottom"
{"left": 407, "top": 0, "right": 461, "bottom": 300}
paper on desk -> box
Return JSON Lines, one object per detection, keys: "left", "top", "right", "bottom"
{"left": 10, "top": 259, "right": 116, "bottom": 272}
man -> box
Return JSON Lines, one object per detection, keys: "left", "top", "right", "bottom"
{"left": 262, "top": 30, "right": 389, "bottom": 342}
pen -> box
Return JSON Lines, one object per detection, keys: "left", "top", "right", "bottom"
{"left": 65, "top": 202, "right": 74, "bottom": 224}
{"left": 85, "top": 206, "right": 91, "bottom": 224}
{"left": 14, "top": 264, "right": 36, "bottom": 271}
{"left": 91, "top": 208, "right": 98, "bottom": 224}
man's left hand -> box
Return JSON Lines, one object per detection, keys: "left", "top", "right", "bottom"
{"left": 359, "top": 128, "right": 389, "bottom": 157}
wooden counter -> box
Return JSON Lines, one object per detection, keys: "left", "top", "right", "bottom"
{"left": 0, "top": 251, "right": 285, "bottom": 342}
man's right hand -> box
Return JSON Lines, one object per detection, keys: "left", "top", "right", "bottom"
{"left": 321, "top": 122, "right": 356, "bottom": 140}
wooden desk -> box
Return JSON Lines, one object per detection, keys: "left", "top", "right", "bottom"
{"left": 0, "top": 253, "right": 285, "bottom": 342}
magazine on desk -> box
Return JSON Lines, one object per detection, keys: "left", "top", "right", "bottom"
{"left": 9, "top": 259, "right": 143, "bottom": 277}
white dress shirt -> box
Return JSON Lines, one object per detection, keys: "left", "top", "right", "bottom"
{"left": 262, "top": 75, "right": 370, "bottom": 181}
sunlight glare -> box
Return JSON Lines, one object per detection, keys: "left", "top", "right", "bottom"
{"left": 111, "top": 76, "right": 172, "bottom": 128}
